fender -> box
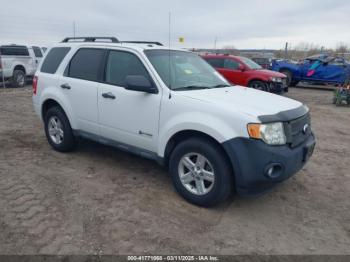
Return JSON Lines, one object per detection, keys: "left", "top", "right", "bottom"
{"left": 39, "top": 86, "right": 77, "bottom": 129}
{"left": 247, "top": 76, "right": 269, "bottom": 85}
{"left": 157, "top": 112, "right": 244, "bottom": 157}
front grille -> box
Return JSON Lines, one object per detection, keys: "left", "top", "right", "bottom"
{"left": 284, "top": 113, "right": 311, "bottom": 148}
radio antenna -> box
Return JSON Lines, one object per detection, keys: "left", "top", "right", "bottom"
{"left": 168, "top": 12, "right": 172, "bottom": 90}
{"left": 73, "top": 21, "right": 76, "bottom": 38}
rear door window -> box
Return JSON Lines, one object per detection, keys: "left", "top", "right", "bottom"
{"left": 67, "top": 48, "right": 105, "bottom": 82}
{"left": 41, "top": 47, "right": 71, "bottom": 74}
{"left": 204, "top": 58, "right": 224, "bottom": 68}
{"left": 32, "top": 46, "right": 43, "bottom": 57}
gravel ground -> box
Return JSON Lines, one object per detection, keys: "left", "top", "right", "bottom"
{"left": 0, "top": 86, "right": 349, "bottom": 255}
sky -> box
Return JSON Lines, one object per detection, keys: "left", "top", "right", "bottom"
{"left": 0, "top": 0, "right": 349, "bottom": 50}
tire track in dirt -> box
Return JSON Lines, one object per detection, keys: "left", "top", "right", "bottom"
{"left": 0, "top": 173, "right": 79, "bottom": 254}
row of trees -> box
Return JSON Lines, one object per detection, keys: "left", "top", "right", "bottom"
{"left": 275, "top": 42, "right": 350, "bottom": 60}
{"left": 221, "top": 42, "right": 350, "bottom": 60}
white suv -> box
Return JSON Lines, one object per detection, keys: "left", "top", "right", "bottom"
{"left": 32, "top": 37, "right": 316, "bottom": 207}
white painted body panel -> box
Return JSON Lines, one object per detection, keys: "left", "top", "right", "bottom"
{"left": 33, "top": 42, "right": 304, "bottom": 159}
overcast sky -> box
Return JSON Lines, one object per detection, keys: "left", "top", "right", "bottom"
{"left": 0, "top": 0, "right": 349, "bottom": 49}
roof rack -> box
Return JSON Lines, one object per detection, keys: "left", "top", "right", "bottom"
{"left": 0, "top": 45, "right": 27, "bottom": 48}
{"left": 121, "top": 41, "right": 163, "bottom": 46}
{"left": 61, "top": 37, "right": 120, "bottom": 43}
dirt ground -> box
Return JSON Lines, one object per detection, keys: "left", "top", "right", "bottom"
{"left": 0, "top": 86, "right": 349, "bottom": 255}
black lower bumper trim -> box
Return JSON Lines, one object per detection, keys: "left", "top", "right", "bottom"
{"left": 222, "top": 134, "right": 316, "bottom": 196}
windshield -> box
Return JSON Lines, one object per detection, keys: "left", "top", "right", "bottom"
{"left": 144, "top": 50, "right": 230, "bottom": 91}
{"left": 239, "top": 56, "right": 262, "bottom": 70}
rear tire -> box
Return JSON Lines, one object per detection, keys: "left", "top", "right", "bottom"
{"left": 169, "top": 137, "right": 233, "bottom": 207}
{"left": 248, "top": 80, "right": 269, "bottom": 92}
{"left": 44, "top": 107, "right": 76, "bottom": 152}
{"left": 11, "top": 70, "right": 26, "bottom": 88}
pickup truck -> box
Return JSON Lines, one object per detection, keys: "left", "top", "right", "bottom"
{"left": 0, "top": 45, "right": 45, "bottom": 87}
{"left": 271, "top": 55, "right": 350, "bottom": 87}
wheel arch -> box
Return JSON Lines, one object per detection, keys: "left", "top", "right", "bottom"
{"left": 248, "top": 78, "right": 268, "bottom": 86}
{"left": 162, "top": 130, "right": 236, "bottom": 183}
{"left": 41, "top": 98, "right": 76, "bottom": 129}
{"left": 13, "top": 64, "right": 26, "bottom": 75}
{"left": 279, "top": 68, "right": 292, "bottom": 74}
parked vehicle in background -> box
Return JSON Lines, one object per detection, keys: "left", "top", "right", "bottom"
{"left": 251, "top": 57, "right": 271, "bottom": 69}
{"left": 271, "top": 54, "right": 350, "bottom": 87}
{"left": 32, "top": 37, "right": 315, "bottom": 207}
{"left": 0, "top": 45, "right": 45, "bottom": 87}
{"left": 202, "top": 54, "right": 288, "bottom": 93}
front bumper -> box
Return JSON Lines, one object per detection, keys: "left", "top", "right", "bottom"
{"left": 222, "top": 133, "right": 316, "bottom": 196}
{"left": 269, "top": 81, "right": 288, "bottom": 93}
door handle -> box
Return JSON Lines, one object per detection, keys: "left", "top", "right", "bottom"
{"left": 102, "top": 92, "right": 116, "bottom": 99}
{"left": 60, "top": 83, "right": 71, "bottom": 90}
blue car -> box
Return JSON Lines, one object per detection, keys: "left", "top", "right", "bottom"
{"left": 271, "top": 54, "right": 350, "bottom": 86}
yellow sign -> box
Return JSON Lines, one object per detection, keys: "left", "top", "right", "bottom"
{"left": 179, "top": 37, "right": 184, "bottom": 43}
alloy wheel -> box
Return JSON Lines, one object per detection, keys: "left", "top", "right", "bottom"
{"left": 48, "top": 116, "right": 64, "bottom": 144}
{"left": 178, "top": 153, "right": 215, "bottom": 195}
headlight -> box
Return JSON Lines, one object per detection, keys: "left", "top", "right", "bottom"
{"left": 270, "top": 77, "right": 282, "bottom": 82}
{"left": 247, "top": 122, "right": 286, "bottom": 145}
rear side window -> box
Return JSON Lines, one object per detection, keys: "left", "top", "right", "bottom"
{"left": 41, "top": 47, "right": 71, "bottom": 74}
{"left": 105, "top": 50, "right": 150, "bottom": 87}
{"left": 32, "top": 46, "right": 43, "bottom": 57}
{"left": 205, "top": 58, "right": 224, "bottom": 68}
{"left": 224, "top": 59, "right": 239, "bottom": 70}
{"left": 68, "top": 48, "right": 105, "bottom": 82}
{"left": 0, "top": 46, "right": 29, "bottom": 56}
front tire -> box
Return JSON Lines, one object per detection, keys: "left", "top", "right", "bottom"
{"left": 248, "top": 80, "right": 269, "bottom": 92}
{"left": 169, "top": 138, "right": 233, "bottom": 207}
{"left": 44, "top": 107, "right": 76, "bottom": 152}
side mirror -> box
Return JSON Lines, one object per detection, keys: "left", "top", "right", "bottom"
{"left": 125, "top": 75, "right": 158, "bottom": 94}
{"left": 238, "top": 64, "right": 245, "bottom": 71}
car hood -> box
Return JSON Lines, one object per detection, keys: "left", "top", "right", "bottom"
{"left": 251, "top": 69, "right": 287, "bottom": 78}
{"left": 177, "top": 86, "right": 303, "bottom": 121}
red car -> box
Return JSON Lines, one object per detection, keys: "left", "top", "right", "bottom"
{"left": 202, "top": 54, "right": 288, "bottom": 93}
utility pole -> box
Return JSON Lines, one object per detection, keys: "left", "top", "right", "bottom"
{"left": 284, "top": 42, "right": 288, "bottom": 59}
{"left": 214, "top": 36, "right": 217, "bottom": 50}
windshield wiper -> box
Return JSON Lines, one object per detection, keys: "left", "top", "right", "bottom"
{"left": 210, "top": 84, "right": 231, "bottom": 88}
{"left": 173, "top": 85, "right": 211, "bottom": 91}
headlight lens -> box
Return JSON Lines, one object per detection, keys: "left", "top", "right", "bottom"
{"left": 247, "top": 122, "right": 286, "bottom": 145}
{"left": 270, "top": 77, "right": 282, "bottom": 82}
